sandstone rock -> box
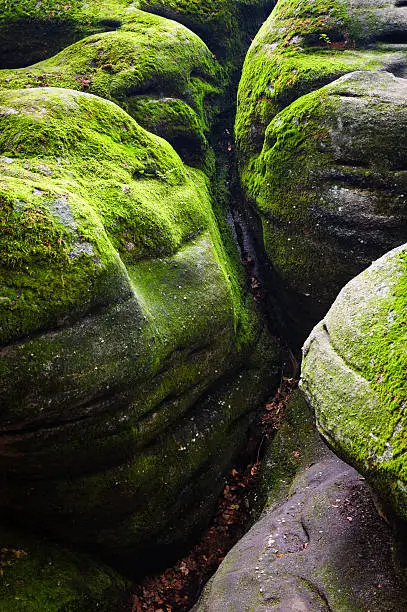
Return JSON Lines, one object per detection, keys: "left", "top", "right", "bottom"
{"left": 194, "top": 391, "right": 407, "bottom": 611}
{"left": 0, "top": 10, "right": 221, "bottom": 170}
{"left": 0, "top": 86, "right": 278, "bottom": 566}
{"left": 236, "top": 0, "right": 407, "bottom": 338}
{"left": 0, "top": 0, "right": 272, "bottom": 69}
{"left": 301, "top": 244, "right": 407, "bottom": 521}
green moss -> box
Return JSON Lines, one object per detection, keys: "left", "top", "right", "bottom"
{"left": 328, "top": 250, "right": 407, "bottom": 500}
{"left": 0, "top": 82, "right": 271, "bottom": 440}
{"left": 0, "top": 0, "right": 281, "bottom": 570}
{"left": 302, "top": 244, "right": 407, "bottom": 519}
{"left": 0, "top": 0, "right": 143, "bottom": 66}
{"left": 359, "top": 253, "right": 407, "bottom": 413}
{"left": 0, "top": 86, "right": 231, "bottom": 343}
{"left": 261, "top": 390, "right": 322, "bottom": 506}
{"left": 235, "top": 0, "right": 407, "bottom": 182}
{"left": 0, "top": 11, "right": 222, "bottom": 169}
{"left": 138, "top": 0, "right": 240, "bottom": 60}
{"left": 316, "top": 564, "right": 357, "bottom": 610}
{"left": 235, "top": 0, "right": 406, "bottom": 165}
{"left": 236, "top": 1, "right": 407, "bottom": 327}
{"left": 0, "top": 0, "right": 257, "bottom": 69}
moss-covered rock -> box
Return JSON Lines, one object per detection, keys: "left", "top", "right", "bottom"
{"left": 0, "top": 86, "right": 279, "bottom": 566}
{"left": 0, "top": 10, "right": 221, "bottom": 170}
{"left": 137, "top": 0, "right": 273, "bottom": 62}
{"left": 301, "top": 244, "right": 407, "bottom": 521}
{"left": 0, "top": 0, "right": 273, "bottom": 70}
{"left": 0, "top": 526, "right": 129, "bottom": 611}
{"left": 0, "top": 0, "right": 141, "bottom": 68}
{"left": 236, "top": 0, "right": 407, "bottom": 338}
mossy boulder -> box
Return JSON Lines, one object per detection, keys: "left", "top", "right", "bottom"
{"left": 194, "top": 391, "right": 407, "bottom": 611}
{"left": 0, "top": 526, "right": 129, "bottom": 611}
{"left": 0, "top": 0, "right": 272, "bottom": 70}
{"left": 137, "top": 0, "right": 273, "bottom": 62}
{"left": 0, "top": 87, "right": 279, "bottom": 567}
{"left": 236, "top": 0, "right": 407, "bottom": 338}
{"left": 0, "top": 10, "right": 221, "bottom": 170}
{"left": 301, "top": 244, "right": 407, "bottom": 521}
{"left": 0, "top": 0, "right": 140, "bottom": 68}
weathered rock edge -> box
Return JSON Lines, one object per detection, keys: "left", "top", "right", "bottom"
{"left": 301, "top": 244, "right": 407, "bottom": 522}
{"left": 193, "top": 391, "right": 407, "bottom": 611}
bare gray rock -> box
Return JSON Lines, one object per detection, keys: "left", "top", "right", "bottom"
{"left": 194, "top": 392, "right": 407, "bottom": 611}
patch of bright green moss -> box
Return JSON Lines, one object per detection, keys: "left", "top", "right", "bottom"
{"left": 0, "top": 0, "right": 143, "bottom": 66}
{"left": 329, "top": 250, "right": 407, "bottom": 500}
{"left": 0, "top": 86, "right": 223, "bottom": 344}
{"left": 302, "top": 244, "right": 407, "bottom": 518}
{"left": 235, "top": 0, "right": 407, "bottom": 167}
{"left": 0, "top": 11, "right": 222, "bottom": 169}
{"left": 138, "top": 0, "right": 240, "bottom": 59}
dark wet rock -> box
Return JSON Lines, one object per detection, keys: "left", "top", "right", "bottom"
{"left": 194, "top": 391, "right": 407, "bottom": 611}
{"left": 301, "top": 244, "right": 407, "bottom": 523}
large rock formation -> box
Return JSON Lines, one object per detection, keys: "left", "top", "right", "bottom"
{"left": 0, "top": 0, "right": 272, "bottom": 68}
{"left": 236, "top": 0, "right": 407, "bottom": 338}
{"left": 301, "top": 244, "right": 407, "bottom": 522}
{"left": 0, "top": 3, "right": 283, "bottom": 606}
{"left": 0, "top": 10, "right": 221, "bottom": 171}
{"left": 0, "top": 85, "right": 278, "bottom": 568}
{"left": 194, "top": 392, "right": 407, "bottom": 611}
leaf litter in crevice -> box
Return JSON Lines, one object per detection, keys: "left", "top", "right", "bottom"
{"left": 130, "top": 378, "right": 298, "bottom": 611}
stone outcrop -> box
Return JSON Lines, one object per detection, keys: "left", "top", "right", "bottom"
{"left": 3, "top": 0, "right": 407, "bottom": 609}
{"left": 0, "top": 85, "right": 278, "bottom": 568}
{"left": 301, "top": 244, "right": 407, "bottom": 522}
{"left": 236, "top": 0, "right": 407, "bottom": 338}
{"left": 0, "top": 10, "right": 221, "bottom": 171}
{"left": 0, "top": 0, "right": 273, "bottom": 68}
{"left": 194, "top": 392, "right": 407, "bottom": 611}
{"left": 0, "top": 4, "right": 281, "bottom": 598}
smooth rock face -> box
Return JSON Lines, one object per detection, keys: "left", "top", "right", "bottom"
{"left": 301, "top": 244, "right": 407, "bottom": 521}
{"left": 0, "top": 85, "right": 278, "bottom": 564}
{"left": 194, "top": 392, "right": 407, "bottom": 611}
{"left": 236, "top": 0, "right": 407, "bottom": 338}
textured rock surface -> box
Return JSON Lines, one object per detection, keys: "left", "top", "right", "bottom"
{"left": 236, "top": 0, "right": 407, "bottom": 338}
{"left": 301, "top": 244, "right": 407, "bottom": 522}
{"left": 302, "top": 245, "right": 407, "bottom": 519}
{"left": 0, "top": 10, "right": 221, "bottom": 170}
{"left": 0, "top": 2, "right": 282, "bottom": 603}
{"left": 0, "top": 0, "right": 273, "bottom": 68}
{"left": 0, "top": 86, "right": 278, "bottom": 565}
{"left": 194, "top": 391, "right": 407, "bottom": 611}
